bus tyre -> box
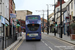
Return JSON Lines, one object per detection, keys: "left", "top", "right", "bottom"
{"left": 26, "top": 40, "right": 28, "bottom": 41}
{"left": 38, "top": 39, "right": 41, "bottom": 41}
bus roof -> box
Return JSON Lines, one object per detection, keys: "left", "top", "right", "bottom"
{"left": 26, "top": 15, "right": 40, "bottom": 17}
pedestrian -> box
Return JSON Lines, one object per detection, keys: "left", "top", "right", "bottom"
{"left": 22, "top": 30, "right": 25, "bottom": 39}
{"left": 22, "top": 31, "right": 24, "bottom": 39}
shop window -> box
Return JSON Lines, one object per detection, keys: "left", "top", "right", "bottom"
{"left": 0, "top": 24, "right": 3, "bottom": 37}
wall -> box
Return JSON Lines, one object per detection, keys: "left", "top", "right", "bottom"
{"left": 16, "top": 10, "right": 32, "bottom": 21}
{"left": 12, "top": 1, "right": 15, "bottom": 13}
{"left": 9, "top": 0, "right": 13, "bottom": 18}
{"left": 0, "top": 0, "right": 9, "bottom": 20}
{"left": 16, "top": 10, "right": 26, "bottom": 20}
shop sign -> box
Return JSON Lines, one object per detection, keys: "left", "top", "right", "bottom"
{"left": 1, "top": 16, "right": 5, "bottom": 24}
{"left": 10, "top": 13, "right": 16, "bottom": 18}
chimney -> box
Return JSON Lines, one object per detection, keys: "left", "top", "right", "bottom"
{"left": 55, "top": 0, "right": 65, "bottom": 8}
{"left": 58, "top": 0, "right": 65, "bottom": 2}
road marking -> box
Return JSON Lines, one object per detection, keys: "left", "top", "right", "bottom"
{"left": 14, "top": 39, "right": 24, "bottom": 50}
{"left": 42, "top": 34, "right": 67, "bottom": 50}
{"left": 45, "top": 43, "right": 48, "bottom": 46}
{"left": 42, "top": 40, "right": 45, "bottom": 43}
{"left": 42, "top": 40, "right": 53, "bottom": 50}
{"left": 16, "top": 39, "right": 24, "bottom": 50}
{"left": 53, "top": 36, "right": 75, "bottom": 46}
{"left": 49, "top": 47, "right": 53, "bottom": 50}
{"left": 43, "top": 33, "right": 75, "bottom": 46}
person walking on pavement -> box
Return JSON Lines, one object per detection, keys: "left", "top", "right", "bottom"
{"left": 22, "top": 31, "right": 25, "bottom": 39}
{"left": 22, "top": 31, "right": 23, "bottom": 39}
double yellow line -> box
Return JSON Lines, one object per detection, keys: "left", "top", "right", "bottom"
{"left": 43, "top": 33, "right": 75, "bottom": 46}
{"left": 13, "top": 39, "right": 24, "bottom": 50}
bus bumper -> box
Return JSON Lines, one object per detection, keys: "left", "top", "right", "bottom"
{"left": 26, "top": 36, "right": 41, "bottom": 40}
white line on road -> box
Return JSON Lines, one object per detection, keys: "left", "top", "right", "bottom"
{"left": 42, "top": 40, "right": 53, "bottom": 50}
{"left": 42, "top": 41, "right": 45, "bottom": 43}
{"left": 45, "top": 43, "right": 48, "bottom": 46}
{"left": 49, "top": 47, "right": 53, "bottom": 50}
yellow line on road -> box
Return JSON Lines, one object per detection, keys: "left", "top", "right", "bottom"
{"left": 13, "top": 39, "right": 24, "bottom": 50}
{"left": 42, "top": 35, "right": 67, "bottom": 50}
{"left": 43, "top": 33, "right": 75, "bottom": 46}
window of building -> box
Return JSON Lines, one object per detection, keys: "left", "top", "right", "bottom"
{"left": 74, "top": 0, "right": 75, "bottom": 9}
{"left": 0, "top": 24, "right": 3, "bottom": 37}
{"left": 57, "top": 8, "right": 59, "bottom": 12}
{"left": 67, "top": 5, "right": 69, "bottom": 11}
{"left": 71, "top": 1, "right": 73, "bottom": 9}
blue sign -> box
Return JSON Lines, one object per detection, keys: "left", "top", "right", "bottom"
{"left": 1, "top": 16, "right": 5, "bottom": 24}
{"left": 10, "top": 13, "right": 16, "bottom": 18}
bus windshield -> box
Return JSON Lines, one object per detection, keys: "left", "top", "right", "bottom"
{"left": 27, "top": 24, "right": 39, "bottom": 31}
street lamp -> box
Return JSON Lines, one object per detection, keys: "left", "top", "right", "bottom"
{"left": 46, "top": 4, "right": 49, "bottom": 34}
{"left": 54, "top": 0, "right": 56, "bottom": 36}
{"left": 60, "top": 0, "right": 63, "bottom": 38}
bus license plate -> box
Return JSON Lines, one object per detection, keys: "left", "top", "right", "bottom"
{"left": 32, "top": 38, "right": 35, "bottom": 39}
{"left": 29, "top": 34, "right": 38, "bottom": 37}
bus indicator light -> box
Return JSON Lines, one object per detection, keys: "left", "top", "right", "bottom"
{"left": 32, "top": 24, "right": 34, "bottom": 26}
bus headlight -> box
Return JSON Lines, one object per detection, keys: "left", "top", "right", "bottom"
{"left": 26, "top": 20, "right": 29, "bottom": 25}
{"left": 37, "top": 20, "right": 41, "bottom": 24}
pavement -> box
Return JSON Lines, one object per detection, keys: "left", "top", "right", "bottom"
{"left": 5, "top": 36, "right": 22, "bottom": 50}
{"left": 43, "top": 32, "right": 75, "bottom": 45}
{"left": 5, "top": 32, "right": 25, "bottom": 50}
{"left": 0, "top": 37, "right": 3, "bottom": 50}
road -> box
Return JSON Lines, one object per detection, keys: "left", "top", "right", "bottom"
{"left": 13, "top": 33, "right": 75, "bottom": 50}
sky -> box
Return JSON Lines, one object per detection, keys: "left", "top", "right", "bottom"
{"left": 14, "top": 0, "right": 68, "bottom": 19}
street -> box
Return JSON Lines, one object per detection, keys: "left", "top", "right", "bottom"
{"left": 13, "top": 33, "right": 75, "bottom": 50}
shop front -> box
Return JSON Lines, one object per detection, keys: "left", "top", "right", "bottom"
{"left": 0, "top": 16, "right": 5, "bottom": 49}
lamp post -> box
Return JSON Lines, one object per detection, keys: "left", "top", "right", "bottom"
{"left": 17, "top": 20, "right": 20, "bottom": 37}
{"left": 60, "top": 0, "right": 62, "bottom": 38}
{"left": 54, "top": 0, "right": 56, "bottom": 36}
{"left": 47, "top": 4, "right": 49, "bottom": 34}
{"left": 42, "top": 10, "right": 44, "bottom": 33}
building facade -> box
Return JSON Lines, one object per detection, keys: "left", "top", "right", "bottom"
{"left": 49, "top": 0, "right": 74, "bottom": 35}
{"left": 16, "top": 10, "right": 32, "bottom": 21}
{"left": 55, "top": 0, "right": 66, "bottom": 34}
{"left": 0, "top": 0, "right": 9, "bottom": 37}
{"left": 41, "top": 18, "right": 47, "bottom": 32}
{"left": 16, "top": 10, "right": 32, "bottom": 33}
{"left": 49, "top": 13, "right": 54, "bottom": 33}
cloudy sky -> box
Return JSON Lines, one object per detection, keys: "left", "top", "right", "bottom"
{"left": 14, "top": 0, "right": 68, "bottom": 19}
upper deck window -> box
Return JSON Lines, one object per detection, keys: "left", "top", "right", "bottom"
{"left": 28, "top": 16, "right": 38, "bottom": 20}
